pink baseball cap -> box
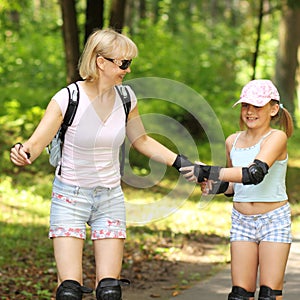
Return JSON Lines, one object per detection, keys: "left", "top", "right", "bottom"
{"left": 233, "top": 79, "right": 280, "bottom": 107}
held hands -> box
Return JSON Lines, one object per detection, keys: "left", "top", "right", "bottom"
{"left": 10, "top": 143, "right": 31, "bottom": 166}
{"left": 180, "top": 162, "right": 229, "bottom": 195}
{"left": 180, "top": 163, "right": 221, "bottom": 183}
{"left": 179, "top": 161, "right": 203, "bottom": 183}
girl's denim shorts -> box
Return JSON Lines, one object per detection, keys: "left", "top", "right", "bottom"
{"left": 49, "top": 177, "right": 126, "bottom": 240}
{"left": 230, "top": 202, "right": 292, "bottom": 244}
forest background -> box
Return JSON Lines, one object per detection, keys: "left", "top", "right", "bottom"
{"left": 1, "top": 0, "right": 300, "bottom": 299}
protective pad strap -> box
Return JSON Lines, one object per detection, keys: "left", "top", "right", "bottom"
{"left": 172, "top": 154, "right": 193, "bottom": 172}
{"left": 194, "top": 165, "right": 221, "bottom": 182}
{"left": 209, "top": 180, "right": 229, "bottom": 194}
{"left": 258, "top": 285, "right": 282, "bottom": 299}
{"left": 96, "top": 278, "right": 130, "bottom": 300}
{"left": 98, "top": 278, "right": 130, "bottom": 288}
{"left": 228, "top": 286, "right": 255, "bottom": 299}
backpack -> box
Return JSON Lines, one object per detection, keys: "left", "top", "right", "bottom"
{"left": 47, "top": 82, "right": 131, "bottom": 176}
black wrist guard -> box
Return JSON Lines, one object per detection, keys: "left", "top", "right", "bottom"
{"left": 172, "top": 154, "right": 193, "bottom": 172}
{"left": 194, "top": 165, "right": 222, "bottom": 182}
{"left": 209, "top": 181, "right": 229, "bottom": 194}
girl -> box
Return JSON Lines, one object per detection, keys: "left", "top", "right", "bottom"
{"left": 182, "top": 79, "right": 294, "bottom": 300}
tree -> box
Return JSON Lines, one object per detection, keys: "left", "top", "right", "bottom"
{"left": 274, "top": 0, "right": 300, "bottom": 118}
{"left": 84, "top": 0, "right": 104, "bottom": 43}
{"left": 109, "top": 0, "right": 127, "bottom": 32}
{"left": 59, "top": 0, "right": 81, "bottom": 83}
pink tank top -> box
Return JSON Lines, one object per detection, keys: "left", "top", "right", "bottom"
{"left": 53, "top": 82, "right": 137, "bottom": 188}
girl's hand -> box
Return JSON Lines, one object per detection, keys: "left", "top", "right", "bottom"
{"left": 200, "top": 180, "right": 214, "bottom": 195}
{"left": 10, "top": 143, "right": 32, "bottom": 166}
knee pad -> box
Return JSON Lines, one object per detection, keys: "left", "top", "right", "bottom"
{"left": 96, "top": 278, "right": 130, "bottom": 300}
{"left": 258, "top": 285, "right": 282, "bottom": 300}
{"left": 56, "top": 280, "right": 93, "bottom": 300}
{"left": 228, "top": 286, "right": 255, "bottom": 299}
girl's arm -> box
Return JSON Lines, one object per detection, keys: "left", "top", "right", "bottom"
{"left": 219, "top": 130, "right": 287, "bottom": 182}
{"left": 182, "top": 130, "right": 287, "bottom": 184}
{"left": 10, "top": 99, "right": 63, "bottom": 166}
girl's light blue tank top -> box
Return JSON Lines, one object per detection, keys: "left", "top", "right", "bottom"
{"left": 230, "top": 131, "right": 288, "bottom": 202}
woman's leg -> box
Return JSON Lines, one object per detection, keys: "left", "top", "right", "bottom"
{"left": 230, "top": 241, "right": 259, "bottom": 299}
{"left": 94, "top": 238, "right": 124, "bottom": 282}
{"left": 94, "top": 238, "right": 125, "bottom": 300}
{"left": 258, "top": 241, "right": 291, "bottom": 300}
{"left": 53, "top": 236, "right": 85, "bottom": 285}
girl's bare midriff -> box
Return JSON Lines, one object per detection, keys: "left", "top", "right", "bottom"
{"left": 233, "top": 200, "right": 288, "bottom": 215}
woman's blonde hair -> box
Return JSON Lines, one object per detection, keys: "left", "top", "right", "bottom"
{"left": 239, "top": 100, "right": 294, "bottom": 138}
{"left": 78, "top": 28, "right": 138, "bottom": 81}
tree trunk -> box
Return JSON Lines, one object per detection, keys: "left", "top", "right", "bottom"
{"left": 274, "top": 1, "right": 300, "bottom": 118}
{"left": 109, "top": 0, "right": 127, "bottom": 32}
{"left": 84, "top": 0, "right": 104, "bottom": 44}
{"left": 59, "top": 0, "right": 81, "bottom": 83}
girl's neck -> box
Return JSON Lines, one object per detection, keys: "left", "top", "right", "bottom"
{"left": 244, "top": 127, "right": 272, "bottom": 139}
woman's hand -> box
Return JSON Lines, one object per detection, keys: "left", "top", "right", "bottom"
{"left": 179, "top": 165, "right": 196, "bottom": 182}
{"left": 180, "top": 161, "right": 206, "bottom": 183}
{"left": 10, "top": 143, "right": 32, "bottom": 166}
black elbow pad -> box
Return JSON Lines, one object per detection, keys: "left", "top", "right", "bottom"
{"left": 242, "top": 159, "right": 269, "bottom": 185}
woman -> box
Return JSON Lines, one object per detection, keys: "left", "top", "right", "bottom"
{"left": 10, "top": 28, "right": 190, "bottom": 300}
{"left": 182, "top": 79, "right": 294, "bottom": 300}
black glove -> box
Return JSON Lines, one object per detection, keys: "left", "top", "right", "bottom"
{"left": 194, "top": 165, "right": 222, "bottom": 183}
{"left": 208, "top": 180, "right": 229, "bottom": 194}
{"left": 172, "top": 154, "right": 193, "bottom": 174}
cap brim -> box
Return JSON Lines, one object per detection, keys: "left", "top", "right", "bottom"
{"left": 232, "top": 99, "right": 243, "bottom": 107}
{"left": 232, "top": 98, "right": 272, "bottom": 108}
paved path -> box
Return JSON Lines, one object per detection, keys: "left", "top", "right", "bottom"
{"left": 171, "top": 236, "right": 300, "bottom": 299}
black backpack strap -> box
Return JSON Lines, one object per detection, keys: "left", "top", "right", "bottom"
{"left": 57, "top": 82, "right": 80, "bottom": 175}
{"left": 60, "top": 82, "right": 80, "bottom": 143}
{"left": 115, "top": 85, "right": 131, "bottom": 123}
{"left": 115, "top": 85, "right": 131, "bottom": 176}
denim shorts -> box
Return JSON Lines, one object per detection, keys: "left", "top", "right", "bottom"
{"left": 230, "top": 203, "right": 292, "bottom": 243}
{"left": 49, "top": 178, "right": 126, "bottom": 240}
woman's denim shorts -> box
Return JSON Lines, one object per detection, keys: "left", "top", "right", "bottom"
{"left": 230, "top": 203, "right": 292, "bottom": 244}
{"left": 49, "top": 178, "right": 126, "bottom": 240}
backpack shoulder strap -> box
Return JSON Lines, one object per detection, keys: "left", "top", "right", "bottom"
{"left": 115, "top": 85, "right": 131, "bottom": 176}
{"left": 115, "top": 85, "right": 131, "bottom": 123}
{"left": 60, "top": 82, "right": 80, "bottom": 142}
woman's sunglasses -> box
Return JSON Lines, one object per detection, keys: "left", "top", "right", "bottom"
{"left": 103, "top": 57, "right": 132, "bottom": 70}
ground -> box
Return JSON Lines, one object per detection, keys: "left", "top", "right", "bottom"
{"left": 0, "top": 233, "right": 229, "bottom": 300}
{"left": 83, "top": 235, "right": 230, "bottom": 300}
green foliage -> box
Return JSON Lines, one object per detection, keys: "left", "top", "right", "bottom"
{"left": 0, "top": 0, "right": 292, "bottom": 176}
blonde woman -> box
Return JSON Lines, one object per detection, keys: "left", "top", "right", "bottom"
{"left": 10, "top": 28, "right": 191, "bottom": 300}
